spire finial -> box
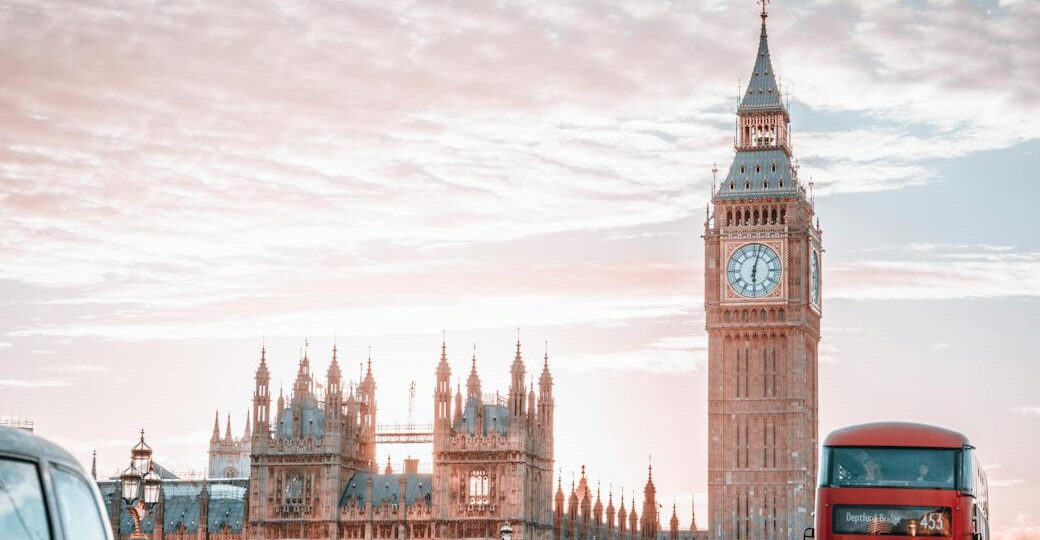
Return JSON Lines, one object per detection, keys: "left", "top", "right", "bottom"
{"left": 758, "top": 0, "right": 770, "bottom": 20}
{"left": 441, "top": 330, "right": 447, "bottom": 356}
{"left": 711, "top": 162, "right": 718, "bottom": 194}
{"left": 544, "top": 340, "right": 549, "bottom": 367}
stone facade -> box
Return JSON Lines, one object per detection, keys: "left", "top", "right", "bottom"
{"left": 210, "top": 411, "right": 252, "bottom": 479}
{"left": 97, "top": 339, "right": 706, "bottom": 540}
{"left": 551, "top": 466, "right": 707, "bottom": 540}
{"left": 703, "top": 7, "right": 821, "bottom": 540}
{"left": 431, "top": 340, "right": 555, "bottom": 540}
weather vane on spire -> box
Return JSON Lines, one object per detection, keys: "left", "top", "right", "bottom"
{"left": 758, "top": 0, "right": 771, "bottom": 19}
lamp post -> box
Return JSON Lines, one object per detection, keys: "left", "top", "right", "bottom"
{"left": 119, "top": 430, "right": 162, "bottom": 540}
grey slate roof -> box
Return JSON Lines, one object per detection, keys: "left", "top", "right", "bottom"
{"left": 163, "top": 483, "right": 202, "bottom": 533}
{"left": 207, "top": 483, "right": 246, "bottom": 533}
{"left": 339, "top": 473, "right": 433, "bottom": 508}
{"left": 278, "top": 393, "right": 326, "bottom": 439}
{"left": 738, "top": 19, "right": 786, "bottom": 114}
{"left": 457, "top": 398, "right": 509, "bottom": 436}
{"left": 715, "top": 149, "right": 801, "bottom": 201}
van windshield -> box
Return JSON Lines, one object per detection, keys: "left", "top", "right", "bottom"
{"left": 825, "top": 447, "right": 958, "bottom": 490}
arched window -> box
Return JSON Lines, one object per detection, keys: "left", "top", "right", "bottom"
{"left": 727, "top": 210, "right": 733, "bottom": 226}
{"left": 778, "top": 309, "right": 786, "bottom": 321}
{"left": 771, "top": 208, "right": 777, "bottom": 224}
{"left": 742, "top": 310, "right": 749, "bottom": 322}
{"left": 468, "top": 470, "right": 490, "bottom": 506}
{"left": 760, "top": 309, "right": 767, "bottom": 320}
{"left": 724, "top": 311, "right": 732, "bottom": 322}
{"left": 780, "top": 208, "right": 786, "bottom": 224}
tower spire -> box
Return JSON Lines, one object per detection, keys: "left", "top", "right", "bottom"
{"left": 91, "top": 450, "right": 97, "bottom": 480}
{"left": 211, "top": 409, "right": 220, "bottom": 442}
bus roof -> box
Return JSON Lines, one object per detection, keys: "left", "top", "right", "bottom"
{"left": 824, "top": 422, "right": 971, "bottom": 448}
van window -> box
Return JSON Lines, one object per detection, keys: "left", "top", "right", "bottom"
{"left": 0, "top": 458, "right": 51, "bottom": 540}
{"left": 51, "top": 464, "right": 108, "bottom": 540}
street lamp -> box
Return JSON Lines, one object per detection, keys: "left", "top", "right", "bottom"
{"left": 120, "top": 430, "right": 162, "bottom": 540}
{"left": 500, "top": 521, "right": 514, "bottom": 540}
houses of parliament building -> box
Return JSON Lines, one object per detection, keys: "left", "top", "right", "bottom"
{"left": 97, "top": 340, "right": 705, "bottom": 540}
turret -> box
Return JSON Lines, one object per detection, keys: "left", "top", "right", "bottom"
{"left": 593, "top": 483, "right": 603, "bottom": 525}
{"left": 326, "top": 345, "right": 343, "bottom": 425}
{"left": 669, "top": 504, "right": 679, "bottom": 540}
{"left": 538, "top": 346, "right": 554, "bottom": 440}
{"left": 453, "top": 383, "right": 463, "bottom": 425}
{"left": 629, "top": 498, "right": 639, "bottom": 537}
{"left": 292, "top": 344, "right": 313, "bottom": 401}
{"left": 579, "top": 466, "right": 591, "bottom": 524}
{"left": 243, "top": 411, "right": 251, "bottom": 440}
{"left": 641, "top": 465, "right": 658, "bottom": 539}
{"left": 252, "top": 345, "right": 271, "bottom": 436}
{"left": 618, "top": 492, "right": 627, "bottom": 534}
{"left": 554, "top": 476, "right": 565, "bottom": 540}
{"left": 466, "top": 345, "right": 482, "bottom": 400}
{"left": 211, "top": 410, "right": 221, "bottom": 443}
{"left": 435, "top": 334, "right": 452, "bottom": 433}
{"left": 509, "top": 334, "right": 526, "bottom": 420}
{"left": 224, "top": 413, "right": 232, "bottom": 441}
{"left": 358, "top": 351, "right": 377, "bottom": 466}
{"left": 606, "top": 486, "right": 616, "bottom": 530}
{"left": 527, "top": 381, "right": 536, "bottom": 423}
{"left": 275, "top": 386, "right": 285, "bottom": 429}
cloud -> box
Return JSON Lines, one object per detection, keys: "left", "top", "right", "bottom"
{"left": 0, "top": 379, "right": 75, "bottom": 388}
{"left": 562, "top": 333, "right": 706, "bottom": 374}
{"left": 828, "top": 244, "right": 1040, "bottom": 300}
{"left": 37, "top": 364, "right": 110, "bottom": 373}
{"left": 1009, "top": 406, "right": 1040, "bottom": 415}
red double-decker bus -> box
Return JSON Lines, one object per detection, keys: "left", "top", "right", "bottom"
{"left": 806, "top": 422, "right": 989, "bottom": 540}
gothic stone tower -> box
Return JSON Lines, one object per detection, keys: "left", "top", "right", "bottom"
{"left": 432, "top": 339, "right": 555, "bottom": 540}
{"left": 704, "top": 6, "right": 822, "bottom": 540}
{"left": 248, "top": 345, "right": 377, "bottom": 539}
{"left": 208, "top": 409, "right": 252, "bottom": 478}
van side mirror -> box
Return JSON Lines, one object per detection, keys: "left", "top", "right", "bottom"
{"left": 803, "top": 527, "right": 815, "bottom": 539}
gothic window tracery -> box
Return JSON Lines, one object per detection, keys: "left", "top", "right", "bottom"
{"left": 468, "top": 470, "right": 490, "bottom": 506}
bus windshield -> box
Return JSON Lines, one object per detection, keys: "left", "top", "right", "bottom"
{"left": 825, "top": 447, "right": 958, "bottom": 490}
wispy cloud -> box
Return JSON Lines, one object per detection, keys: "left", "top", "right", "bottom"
{"left": 0, "top": 379, "right": 75, "bottom": 388}
{"left": 828, "top": 244, "right": 1040, "bottom": 300}
{"left": 1009, "top": 406, "right": 1040, "bottom": 415}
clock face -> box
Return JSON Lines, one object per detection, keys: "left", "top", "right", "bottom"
{"left": 810, "top": 249, "right": 820, "bottom": 306}
{"left": 727, "top": 243, "right": 782, "bottom": 298}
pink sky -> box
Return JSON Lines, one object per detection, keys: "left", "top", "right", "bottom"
{"left": 1, "top": 0, "right": 1039, "bottom": 538}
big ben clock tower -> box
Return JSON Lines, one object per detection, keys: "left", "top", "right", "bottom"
{"left": 704, "top": 4, "right": 821, "bottom": 539}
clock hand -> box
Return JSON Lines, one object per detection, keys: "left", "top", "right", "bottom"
{"left": 751, "top": 248, "right": 762, "bottom": 284}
